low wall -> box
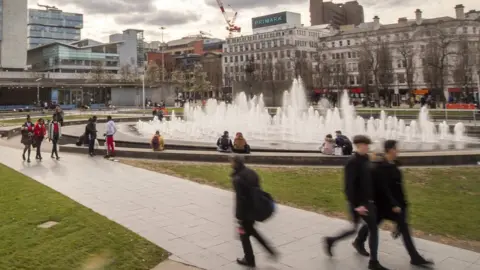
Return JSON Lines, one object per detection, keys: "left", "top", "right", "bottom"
{"left": 111, "top": 85, "right": 177, "bottom": 107}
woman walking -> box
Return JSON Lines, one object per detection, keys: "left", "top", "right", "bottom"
{"left": 33, "top": 118, "right": 47, "bottom": 160}
{"left": 48, "top": 119, "right": 61, "bottom": 160}
{"left": 21, "top": 115, "right": 34, "bottom": 163}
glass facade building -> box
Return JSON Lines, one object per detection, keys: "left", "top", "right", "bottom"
{"left": 28, "top": 8, "right": 83, "bottom": 49}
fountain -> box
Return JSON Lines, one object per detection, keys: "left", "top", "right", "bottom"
{"left": 135, "top": 78, "right": 473, "bottom": 151}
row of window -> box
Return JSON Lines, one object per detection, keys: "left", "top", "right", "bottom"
{"left": 227, "top": 30, "right": 293, "bottom": 44}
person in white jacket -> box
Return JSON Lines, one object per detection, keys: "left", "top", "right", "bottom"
{"left": 104, "top": 116, "right": 117, "bottom": 158}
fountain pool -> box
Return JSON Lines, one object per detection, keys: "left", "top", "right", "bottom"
{"left": 134, "top": 79, "right": 477, "bottom": 152}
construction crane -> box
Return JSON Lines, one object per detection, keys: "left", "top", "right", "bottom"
{"left": 37, "top": 3, "right": 60, "bottom": 11}
{"left": 215, "top": 0, "right": 241, "bottom": 38}
{"left": 199, "top": 31, "right": 212, "bottom": 37}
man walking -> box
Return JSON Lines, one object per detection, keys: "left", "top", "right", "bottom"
{"left": 85, "top": 116, "right": 97, "bottom": 157}
{"left": 324, "top": 135, "right": 389, "bottom": 270}
{"left": 353, "top": 140, "right": 434, "bottom": 267}
{"left": 231, "top": 155, "right": 277, "bottom": 268}
{"left": 104, "top": 116, "right": 116, "bottom": 158}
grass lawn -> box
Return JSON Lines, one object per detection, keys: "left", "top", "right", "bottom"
{"left": 0, "top": 164, "right": 168, "bottom": 270}
{"left": 120, "top": 160, "right": 480, "bottom": 252}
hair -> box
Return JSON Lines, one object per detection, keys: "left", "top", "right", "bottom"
{"left": 384, "top": 140, "right": 398, "bottom": 153}
{"left": 326, "top": 134, "right": 332, "bottom": 139}
{"left": 353, "top": 135, "right": 372, "bottom": 145}
{"left": 26, "top": 114, "right": 31, "bottom": 119}
{"left": 155, "top": 130, "right": 160, "bottom": 135}
{"left": 92, "top": 116, "right": 97, "bottom": 120}
{"left": 335, "top": 130, "right": 342, "bottom": 135}
{"left": 224, "top": 131, "right": 229, "bottom": 135}
{"left": 107, "top": 115, "right": 112, "bottom": 120}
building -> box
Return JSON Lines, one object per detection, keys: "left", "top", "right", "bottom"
{"left": 164, "top": 36, "right": 204, "bottom": 56}
{"left": 310, "top": 0, "right": 364, "bottom": 26}
{"left": 27, "top": 7, "right": 83, "bottom": 49}
{"left": 203, "top": 38, "right": 225, "bottom": 53}
{"left": 312, "top": 4, "right": 480, "bottom": 103}
{"left": 0, "top": 0, "right": 28, "bottom": 70}
{"left": 201, "top": 52, "right": 223, "bottom": 97}
{"left": 252, "top": 12, "right": 302, "bottom": 34}
{"left": 27, "top": 40, "right": 121, "bottom": 74}
{"left": 144, "top": 41, "right": 162, "bottom": 52}
{"left": 109, "top": 29, "right": 145, "bottom": 71}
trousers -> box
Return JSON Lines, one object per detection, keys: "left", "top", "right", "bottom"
{"left": 239, "top": 220, "right": 274, "bottom": 263}
{"left": 329, "top": 203, "right": 379, "bottom": 261}
{"left": 106, "top": 135, "right": 115, "bottom": 155}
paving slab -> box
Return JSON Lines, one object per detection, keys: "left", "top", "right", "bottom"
{"left": 0, "top": 145, "right": 478, "bottom": 270}
{"left": 152, "top": 260, "right": 202, "bottom": 270}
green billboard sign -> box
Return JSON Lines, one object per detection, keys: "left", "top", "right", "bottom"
{"left": 252, "top": 12, "right": 287, "bottom": 29}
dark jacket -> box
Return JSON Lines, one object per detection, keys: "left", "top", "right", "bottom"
{"left": 217, "top": 135, "right": 233, "bottom": 150}
{"left": 52, "top": 112, "right": 64, "bottom": 126}
{"left": 344, "top": 153, "right": 374, "bottom": 207}
{"left": 232, "top": 163, "right": 260, "bottom": 221}
{"left": 336, "top": 135, "right": 352, "bottom": 148}
{"left": 21, "top": 121, "right": 34, "bottom": 146}
{"left": 371, "top": 158, "right": 407, "bottom": 213}
{"left": 85, "top": 119, "right": 97, "bottom": 139}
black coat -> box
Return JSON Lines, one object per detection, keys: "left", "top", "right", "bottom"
{"left": 85, "top": 121, "right": 97, "bottom": 139}
{"left": 371, "top": 159, "right": 407, "bottom": 213}
{"left": 232, "top": 164, "right": 260, "bottom": 221}
{"left": 344, "top": 153, "right": 374, "bottom": 207}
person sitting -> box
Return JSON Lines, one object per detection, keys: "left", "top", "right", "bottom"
{"left": 335, "top": 131, "right": 353, "bottom": 155}
{"left": 217, "top": 131, "right": 233, "bottom": 152}
{"left": 320, "top": 134, "right": 335, "bottom": 155}
{"left": 151, "top": 131, "right": 165, "bottom": 151}
{"left": 233, "top": 132, "right": 251, "bottom": 154}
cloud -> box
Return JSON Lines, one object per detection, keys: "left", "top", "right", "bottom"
{"left": 115, "top": 11, "right": 201, "bottom": 26}
{"left": 359, "top": 0, "right": 421, "bottom": 9}
{"left": 44, "top": 0, "right": 155, "bottom": 15}
{"left": 204, "top": 0, "right": 306, "bottom": 10}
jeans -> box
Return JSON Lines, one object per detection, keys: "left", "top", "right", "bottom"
{"left": 88, "top": 135, "right": 96, "bottom": 154}
{"left": 239, "top": 220, "right": 274, "bottom": 263}
{"left": 51, "top": 134, "right": 59, "bottom": 158}
{"left": 356, "top": 207, "right": 421, "bottom": 260}
{"left": 36, "top": 137, "right": 43, "bottom": 158}
{"left": 329, "top": 203, "right": 379, "bottom": 262}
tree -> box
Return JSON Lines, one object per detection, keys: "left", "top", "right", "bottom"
{"left": 293, "top": 51, "right": 314, "bottom": 91}
{"left": 145, "top": 61, "right": 161, "bottom": 85}
{"left": 187, "top": 63, "right": 212, "bottom": 100}
{"left": 422, "top": 26, "right": 456, "bottom": 102}
{"left": 397, "top": 37, "right": 416, "bottom": 96}
{"left": 89, "top": 61, "right": 105, "bottom": 83}
{"left": 376, "top": 41, "right": 395, "bottom": 105}
{"left": 244, "top": 56, "right": 256, "bottom": 97}
{"left": 119, "top": 64, "right": 134, "bottom": 83}
{"left": 357, "top": 38, "right": 376, "bottom": 98}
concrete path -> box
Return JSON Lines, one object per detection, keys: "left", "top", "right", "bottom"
{"left": 0, "top": 145, "right": 479, "bottom": 270}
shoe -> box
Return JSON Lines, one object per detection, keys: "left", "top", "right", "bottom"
{"left": 236, "top": 257, "right": 255, "bottom": 267}
{"left": 51, "top": 155, "right": 54, "bottom": 159}
{"left": 352, "top": 240, "right": 370, "bottom": 257}
{"left": 368, "top": 260, "right": 390, "bottom": 270}
{"left": 27, "top": 159, "right": 31, "bottom": 163}
{"left": 411, "top": 257, "right": 434, "bottom": 266}
{"left": 104, "top": 155, "right": 110, "bottom": 159}
{"left": 391, "top": 230, "right": 401, "bottom": 239}
{"left": 35, "top": 156, "right": 40, "bottom": 160}
{"left": 56, "top": 157, "right": 60, "bottom": 161}
{"left": 324, "top": 237, "right": 334, "bottom": 257}
{"left": 39, "top": 156, "right": 43, "bottom": 161}
{"left": 89, "top": 153, "right": 94, "bottom": 157}
{"left": 269, "top": 251, "right": 279, "bottom": 262}
{"left": 22, "top": 155, "right": 26, "bottom": 161}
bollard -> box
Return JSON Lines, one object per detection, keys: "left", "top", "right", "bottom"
{"left": 474, "top": 111, "right": 477, "bottom": 127}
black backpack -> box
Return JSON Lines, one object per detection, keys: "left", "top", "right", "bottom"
{"left": 221, "top": 136, "right": 230, "bottom": 148}
{"left": 252, "top": 187, "right": 275, "bottom": 222}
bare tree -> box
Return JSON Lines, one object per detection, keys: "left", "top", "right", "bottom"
{"left": 244, "top": 55, "right": 256, "bottom": 97}
{"left": 145, "top": 61, "right": 161, "bottom": 85}
{"left": 293, "top": 51, "right": 314, "bottom": 91}
{"left": 376, "top": 41, "right": 395, "bottom": 105}
{"left": 119, "top": 64, "right": 134, "bottom": 83}
{"left": 186, "top": 63, "right": 212, "bottom": 100}
{"left": 357, "top": 38, "right": 376, "bottom": 98}
{"left": 89, "top": 61, "right": 105, "bottom": 83}
{"left": 422, "top": 26, "right": 456, "bottom": 102}
{"left": 397, "top": 37, "right": 416, "bottom": 96}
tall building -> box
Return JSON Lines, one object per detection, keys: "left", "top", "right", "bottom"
{"left": 310, "top": 0, "right": 364, "bottom": 26}
{"left": 27, "top": 7, "right": 83, "bottom": 49}
{"left": 0, "top": 0, "right": 28, "bottom": 70}
{"left": 109, "top": 29, "right": 145, "bottom": 70}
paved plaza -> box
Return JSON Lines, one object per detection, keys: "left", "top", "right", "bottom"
{"left": 0, "top": 144, "right": 479, "bottom": 270}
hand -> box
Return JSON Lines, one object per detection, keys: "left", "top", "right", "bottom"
{"left": 354, "top": 206, "right": 369, "bottom": 216}
{"left": 392, "top": 207, "right": 402, "bottom": 214}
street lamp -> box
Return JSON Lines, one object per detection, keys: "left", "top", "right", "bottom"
{"left": 35, "top": 78, "right": 42, "bottom": 108}
{"left": 141, "top": 74, "right": 145, "bottom": 112}
{"left": 160, "top": 27, "right": 167, "bottom": 82}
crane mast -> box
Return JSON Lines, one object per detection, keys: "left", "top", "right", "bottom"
{"left": 215, "top": 0, "right": 241, "bottom": 38}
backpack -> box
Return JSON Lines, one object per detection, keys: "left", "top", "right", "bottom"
{"left": 252, "top": 188, "right": 275, "bottom": 222}
{"left": 152, "top": 136, "right": 159, "bottom": 146}
{"left": 221, "top": 136, "right": 230, "bottom": 148}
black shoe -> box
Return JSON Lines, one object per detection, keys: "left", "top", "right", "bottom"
{"left": 236, "top": 257, "right": 255, "bottom": 267}
{"left": 104, "top": 155, "right": 110, "bottom": 159}
{"left": 39, "top": 156, "right": 43, "bottom": 161}
{"left": 56, "top": 157, "right": 60, "bottom": 161}
{"left": 89, "top": 153, "right": 94, "bottom": 157}
{"left": 27, "top": 159, "right": 31, "bottom": 163}
{"left": 368, "top": 260, "right": 390, "bottom": 270}
{"left": 324, "top": 237, "right": 334, "bottom": 257}
{"left": 51, "top": 155, "right": 54, "bottom": 159}
{"left": 391, "top": 230, "right": 401, "bottom": 239}
{"left": 352, "top": 240, "right": 370, "bottom": 257}
{"left": 411, "top": 257, "right": 434, "bottom": 267}
{"left": 22, "top": 155, "right": 26, "bottom": 161}
{"left": 35, "top": 156, "right": 40, "bottom": 160}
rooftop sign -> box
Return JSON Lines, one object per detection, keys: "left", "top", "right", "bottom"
{"left": 252, "top": 12, "right": 287, "bottom": 29}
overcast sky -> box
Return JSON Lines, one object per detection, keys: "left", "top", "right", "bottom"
{"left": 28, "top": 0, "right": 478, "bottom": 42}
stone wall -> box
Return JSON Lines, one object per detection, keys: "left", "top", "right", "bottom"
{"left": 111, "top": 84, "right": 178, "bottom": 106}
{"left": 232, "top": 80, "right": 292, "bottom": 107}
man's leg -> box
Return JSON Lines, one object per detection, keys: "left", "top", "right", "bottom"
{"left": 238, "top": 220, "right": 256, "bottom": 266}
{"left": 361, "top": 204, "right": 389, "bottom": 270}
{"left": 354, "top": 212, "right": 385, "bottom": 257}
{"left": 324, "top": 205, "right": 360, "bottom": 256}
{"left": 248, "top": 222, "right": 275, "bottom": 255}
{"left": 88, "top": 137, "right": 95, "bottom": 155}
{"left": 36, "top": 140, "right": 42, "bottom": 159}
{"left": 108, "top": 136, "right": 115, "bottom": 156}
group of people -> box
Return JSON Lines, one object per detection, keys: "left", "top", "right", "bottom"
{"left": 20, "top": 109, "right": 63, "bottom": 162}
{"left": 77, "top": 115, "right": 117, "bottom": 159}
{"left": 217, "top": 131, "right": 251, "bottom": 154}
{"left": 320, "top": 131, "right": 353, "bottom": 156}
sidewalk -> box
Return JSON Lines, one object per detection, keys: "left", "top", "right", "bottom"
{"left": 0, "top": 145, "right": 478, "bottom": 270}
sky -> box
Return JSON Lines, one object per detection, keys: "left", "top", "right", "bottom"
{"left": 28, "top": 0, "right": 479, "bottom": 43}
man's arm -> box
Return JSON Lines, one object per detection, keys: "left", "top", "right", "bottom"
{"left": 344, "top": 160, "right": 357, "bottom": 206}
{"left": 373, "top": 165, "right": 400, "bottom": 208}
{"left": 233, "top": 177, "right": 247, "bottom": 220}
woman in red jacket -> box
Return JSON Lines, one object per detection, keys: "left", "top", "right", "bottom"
{"left": 21, "top": 115, "right": 34, "bottom": 162}
{"left": 33, "top": 118, "right": 46, "bottom": 160}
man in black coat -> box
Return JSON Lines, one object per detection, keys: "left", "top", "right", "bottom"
{"left": 324, "top": 135, "right": 389, "bottom": 270}
{"left": 231, "top": 155, "right": 276, "bottom": 267}
{"left": 85, "top": 116, "right": 97, "bottom": 157}
{"left": 335, "top": 131, "right": 353, "bottom": 155}
{"left": 353, "top": 140, "right": 434, "bottom": 267}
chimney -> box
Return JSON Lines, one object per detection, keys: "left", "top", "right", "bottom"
{"left": 455, "top": 4, "right": 465, "bottom": 19}
{"left": 398, "top": 17, "right": 408, "bottom": 24}
{"left": 415, "top": 9, "right": 422, "bottom": 25}
{"left": 373, "top": 16, "right": 380, "bottom": 30}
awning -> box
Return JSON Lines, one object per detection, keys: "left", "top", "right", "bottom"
{"left": 414, "top": 89, "right": 429, "bottom": 95}
{"left": 448, "top": 88, "right": 461, "bottom": 93}
{"left": 350, "top": 88, "right": 363, "bottom": 94}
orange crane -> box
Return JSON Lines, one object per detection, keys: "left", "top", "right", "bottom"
{"left": 215, "top": 0, "right": 241, "bottom": 38}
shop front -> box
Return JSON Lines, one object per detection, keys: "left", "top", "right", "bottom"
{"left": 49, "top": 87, "right": 111, "bottom": 108}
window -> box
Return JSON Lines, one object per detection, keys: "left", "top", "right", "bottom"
{"left": 398, "top": 73, "right": 406, "bottom": 84}
{"left": 240, "top": 55, "right": 244, "bottom": 61}
{"left": 348, "top": 52, "right": 351, "bottom": 58}
{"left": 245, "top": 44, "right": 249, "bottom": 51}
{"left": 280, "top": 39, "right": 284, "bottom": 46}
{"left": 352, "top": 52, "right": 356, "bottom": 58}
{"left": 274, "top": 52, "right": 278, "bottom": 58}
{"left": 286, "top": 50, "right": 291, "bottom": 57}
{"left": 331, "top": 41, "right": 335, "bottom": 48}
{"left": 347, "top": 40, "right": 351, "bottom": 46}
{"left": 463, "top": 27, "right": 468, "bottom": 34}
{"left": 339, "top": 40, "right": 343, "bottom": 46}
{"left": 255, "top": 43, "right": 260, "bottom": 50}
{"left": 229, "top": 56, "right": 233, "bottom": 62}
{"left": 234, "top": 56, "right": 238, "bottom": 62}
{"left": 268, "top": 52, "right": 272, "bottom": 59}
{"left": 273, "top": 40, "right": 278, "bottom": 47}
{"left": 235, "top": 66, "right": 239, "bottom": 72}
{"left": 256, "top": 53, "right": 260, "bottom": 60}
{"left": 230, "top": 66, "right": 233, "bottom": 72}
{"left": 240, "top": 45, "right": 244, "bottom": 52}
{"left": 224, "top": 57, "right": 228, "bottom": 63}
{"left": 225, "top": 67, "right": 228, "bottom": 73}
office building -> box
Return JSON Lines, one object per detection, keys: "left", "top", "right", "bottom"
{"left": 252, "top": 12, "right": 302, "bottom": 34}
{"left": 28, "top": 7, "right": 83, "bottom": 49}
{"left": 310, "top": 0, "right": 364, "bottom": 26}
{"left": 0, "top": 0, "right": 28, "bottom": 70}
{"left": 109, "top": 29, "right": 145, "bottom": 70}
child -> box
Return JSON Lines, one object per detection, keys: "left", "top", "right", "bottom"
{"left": 151, "top": 131, "right": 165, "bottom": 151}
{"left": 321, "top": 134, "right": 335, "bottom": 155}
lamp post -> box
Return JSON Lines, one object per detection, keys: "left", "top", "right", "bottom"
{"left": 35, "top": 78, "right": 42, "bottom": 108}
{"left": 160, "top": 26, "right": 166, "bottom": 82}
{"left": 142, "top": 74, "right": 145, "bottom": 113}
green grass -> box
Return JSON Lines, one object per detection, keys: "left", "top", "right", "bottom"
{"left": 0, "top": 164, "right": 168, "bottom": 270}
{"left": 122, "top": 161, "right": 480, "bottom": 244}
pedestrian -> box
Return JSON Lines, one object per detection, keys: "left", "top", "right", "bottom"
{"left": 33, "top": 118, "right": 47, "bottom": 160}
{"left": 48, "top": 119, "right": 61, "bottom": 160}
{"left": 53, "top": 106, "right": 64, "bottom": 126}
{"left": 85, "top": 116, "right": 97, "bottom": 157}
{"left": 104, "top": 116, "right": 116, "bottom": 158}
{"left": 21, "top": 115, "right": 34, "bottom": 163}
{"left": 353, "top": 140, "right": 434, "bottom": 267}
{"left": 231, "top": 155, "right": 277, "bottom": 268}
{"left": 324, "top": 135, "right": 389, "bottom": 270}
